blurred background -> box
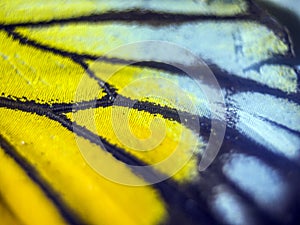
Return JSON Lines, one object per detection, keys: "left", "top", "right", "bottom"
{"left": 255, "top": 0, "right": 300, "bottom": 63}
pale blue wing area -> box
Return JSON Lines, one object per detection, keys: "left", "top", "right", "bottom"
{"left": 211, "top": 185, "right": 258, "bottom": 225}
{"left": 222, "top": 153, "right": 290, "bottom": 215}
{"left": 229, "top": 92, "right": 300, "bottom": 160}
{"left": 17, "top": 21, "right": 296, "bottom": 93}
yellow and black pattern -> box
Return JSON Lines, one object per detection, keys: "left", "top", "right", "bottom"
{"left": 0, "top": 0, "right": 300, "bottom": 225}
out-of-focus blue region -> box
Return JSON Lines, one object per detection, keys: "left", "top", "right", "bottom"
{"left": 255, "top": 0, "right": 300, "bottom": 62}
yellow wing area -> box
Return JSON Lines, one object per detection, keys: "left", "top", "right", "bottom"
{"left": 0, "top": 107, "right": 166, "bottom": 225}
{"left": 14, "top": 22, "right": 298, "bottom": 93}
{"left": 0, "top": 30, "right": 104, "bottom": 105}
{"left": 243, "top": 65, "right": 298, "bottom": 93}
{"left": 68, "top": 58, "right": 205, "bottom": 184}
{"left": 0, "top": 147, "right": 67, "bottom": 225}
{"left": 0, "top": 26, "right": 203, "bottom": 183}
{"left": 0, "top": 0, "right": 247, "bottom": 24}
{"left": 0, "top": 196, "right": 22, "bottom": 225}
{"left": 16, "top": 22, "right": 287, "bottom": 69}
{"left": 1, "top": 0, "right": 299, "bottom": 224}
{"left": 67, "top": 106, "right": 202, "bottom": 183}
{"left": 87, "top": 61, "right": 208, "bottom": 115}
{"left": 0, "top": 25, "right": 204, "bottom": 224}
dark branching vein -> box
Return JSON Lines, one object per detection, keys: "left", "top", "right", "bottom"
{"left": 4, "top": 27, "right": 125, "bottom": 101}
{"left": 1, "top": 92, "right": 300, "bottom": 225}
{"left": 212, "top": 156, "right": 300, "bottom": 224}
{"left": 195, "top": 125, "right": 300, "bottom": 224}
{"left": 198, "top": 169, "right": 281, "bottom": 225}
{"left": 1, "top": 87, "right": 299, "bottom": 225}
{"left": 0, "top": 98, "right": 219, "bottom": 225}
{"left": 74, "top": 59, "right": 117, "bottom": 101}
{"left": 125, "top": 61, "right": 300, "bottom": 104}
{"left": 218, "top": 125, "right": 300, "bottom": 176}
{"left": 0, "top": 94, "right": 212, "bottom": 140}
{"left": 243, "top": 109, "right": 300, "bottom": 137}
{"left": 62, "top": 105, "right": 300, "bottom": 225}
{"left": 0, "top": 0, "right": 288, "bottom": 37}
{"left": 3, "top": 27, "right": 97, "bottom": 60}
{"left": 0, "top": 0, "right": 291, "bottom": 52}
{"left": 205, "top": 64, "right": 300, "bottom": 103}
{"left": 203, "top": 169, "right": 285, "bottom": 225}
{"left": 1, "top": 2, "right": 299, "bottom": 223}
{"left": 0, "top": 135, "right": 83, "bottom": 225}
{"left": 0, "top": 10, "right": 254, "bottom": 28}
{"left": 3, "top": 22, "right": 300, "bottom": 169}
{"left": 6, "top": 28, "right": 299, "bottom": 104}
{"left": 3, "top": 21, "right": 300, "bottom": 168}
{"left": 0, "top": 97, "right": 153, "bottom": 168}
{"left": 130, "top": 59, "right": 299, "bottom": 102}
{"left": 244, "top": 55, "right": 299, "bottom": 70}
{"left": 2, "top": 27, "right": 214, "bottom": 137}
{"left": 0, "top": 193, "right": 25, "bottom": 225}
{"left": 247, "top": 0, "right": 294, "bottom": 51}
{"left": 2, "top": 93, "right": 299, "bottom": 173}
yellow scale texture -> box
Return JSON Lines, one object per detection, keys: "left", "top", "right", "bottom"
{"left": 1, "top": 0, "right": 298, "bottom": 225}
{"left": 0, "top": 16, "right": 202, "bottom": 224}
{"left": 0, "top": 108, "right": 166, "bottom": 225}
{"left": 0, "top": 0, "right": 247, "bottom": 24}
{"left": 0, "top": 31, "right": 104, "bottom": 104}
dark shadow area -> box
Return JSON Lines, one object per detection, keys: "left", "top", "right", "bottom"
{"left": 254, "top": 0, "right": 300, "bottom": 62}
